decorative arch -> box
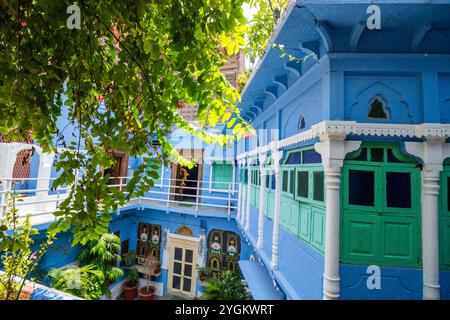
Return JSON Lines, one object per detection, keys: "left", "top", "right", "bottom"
{"left": 348, "top": 81, "right": 414, "bottom": 123}
{"left": 368, "top": 95, "right": 389, "bottom": 120}
{"left": 176, "top": 225, "right": 194, "bottom": 237}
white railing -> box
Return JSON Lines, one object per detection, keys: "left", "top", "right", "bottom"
{"left": 0, "top": 176, "right": 239, "bottom": 225}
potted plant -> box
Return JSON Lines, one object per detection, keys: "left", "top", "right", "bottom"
{"left": 123, "top": 267, "right": 139, "bottom": 300}
{"left": 122, "top": 251, "right": 136, "bottom": 270}
{"left": 138, "top": 256, "right": 157, "bottom": 300}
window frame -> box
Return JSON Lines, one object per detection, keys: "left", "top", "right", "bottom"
{"left": 211, "top": 162, "right": 234, "bottom": 191}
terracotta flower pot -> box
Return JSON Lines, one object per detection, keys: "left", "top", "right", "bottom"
{"left": 153, "top": 265, "right": 161, "bottom": 276}
{"left": 123, "top": 283, "right": 138, "bottom": 300}
{"left": 139, "top": 286, "right": 155, "bottom": 300}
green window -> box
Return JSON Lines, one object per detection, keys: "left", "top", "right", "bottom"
{"left": 296, "top": 171, "right": 309, "bottom": 199}
{"left": 212, "top": 163, "right": 233, "bottom": 190}
{"left": 275, "top": 147, "right": 326, "bottom": 253}
{"left": 341, "top": 143, "right": 421, "bottom": 268}
{"left": 313, "top": 171, "right": 324, "bottom": 202}
{"left": 440, "top": 162, "right": 450, "bottom": 269}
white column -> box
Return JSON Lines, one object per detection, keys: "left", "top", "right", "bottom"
{"left": 36, "top": 153, "right": 55, "bottom": 201}
{"left": 257, "top": 152, "right": 266, "bottom": 249}
{"left": 315, "top": 135, "right": 361, "bottom": 300}
{"left": 237, "top": 160, "right": 243, "bottom": 222}
{"left": 270, "top": 148, "right": 282, "bottom": 270}
{"left": 405, "top": 139, "right": 450, "bottom": 300}
{"left": 245, "top": 158, "right": 252, "bottom": 231}
{"left": 239, "top": 158, "right": 247, "bottom": 227}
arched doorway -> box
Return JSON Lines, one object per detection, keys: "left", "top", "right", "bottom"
{"left": 12, "top": 148, "right": 40, "bottom": 197}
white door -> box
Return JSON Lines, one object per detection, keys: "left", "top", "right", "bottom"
{"left": 167, "top": 236, "right": 198, "bottom": 297}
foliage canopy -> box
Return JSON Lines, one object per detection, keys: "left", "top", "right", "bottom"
{"left": 0, "top": 0, "right": 253, "bottom": 245}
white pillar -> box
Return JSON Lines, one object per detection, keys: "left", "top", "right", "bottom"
{"left": 270, "top": 148, "right": 282, "bottom": 270}
{"left": 405, "top": 139, "right": 450, "bottom": 300}
{"left": 240, "top": 158, "right": 247, "bottom": 227}
{"left": 257, "top": 152, "right": 266, "bottom": 249}
{"left": 236, "top": 161, "right": 242, "bottom": 221}
{"left": 245, "top": 158, "right": 252, "bottom": 231}
{"left": 36, "top": 153, "right": 55, "bottom": 201}
{"left": 315, "top": 135, "right": 361, "bottom": 300}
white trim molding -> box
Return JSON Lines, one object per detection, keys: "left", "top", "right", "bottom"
{"left": 236, "top": 121, "right": 450, "bottom": 160}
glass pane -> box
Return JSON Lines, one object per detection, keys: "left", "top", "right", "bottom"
{"left": 387, "top": 149, "right": 401, "bottom": 163}
{"left": 266, "top": 174, "right": 270, "bottom": 188}
{"left": 370, "top": 148, "right": 384, "bottom": 162}
{"left": 184, "top": 264, "right": 192, "bottom": 277}
{"left": 282, "top": 171, "right": 289, "bottom": 192}
{"left": 296, "top": 171, "right": 309, "bottom": 198}
{"left": 183, "top": 278, "right": 191, "bottom": 292}
{"left": 313, "top": 171, "right": 324, "bottom": 202}
{"left": 386, "top": 172, "right": 411, "bottom": 208}
{"left": 447, "top": 177, "right": 450, "bottom": 212}
{"left": 353, "top": 148, "right": 368, "bottom": 161}
{"left": 303, "top": 150, "right": 322, "bottom": 164}
{"left": 174, "top": 247, "right": 182, "bottom": 261}
{"left": 172, "top": 275, "right": 181, "bottom": 289}
{"left": 174, "top": 262, "right": 182, "bottom": 275}
{"left": 286, "top": 152, "right": 301, "bottom": 164}
{"left": 185, "top": 249, "right": 193, "bottom": 263}
{"left": 349, "top": 170, "right": 375, "bottom": 206}
{"left": 271, "top": 174, "right": 276, "bottom": 190}
{"left": 289, "top": 171, "right": 295, "bottom": 194}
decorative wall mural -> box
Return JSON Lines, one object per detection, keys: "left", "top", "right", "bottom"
{"left": 206, "top": 229, "right": 241, "bottom": 275}
{"left": 137, "top": 223, "right": 161, "bottom": 265}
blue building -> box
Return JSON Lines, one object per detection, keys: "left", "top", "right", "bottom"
{"left": 1, "top": 0, "right": 450, "bottom": 300}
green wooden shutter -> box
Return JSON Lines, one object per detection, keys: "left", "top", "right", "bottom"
{"left": 212, "top": 163, "right": 233, "bottom": 190}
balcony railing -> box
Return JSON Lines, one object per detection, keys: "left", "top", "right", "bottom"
{"left": 0, "top": 176, "right": 238, "bottom": 225}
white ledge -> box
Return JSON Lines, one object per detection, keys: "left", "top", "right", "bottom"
{"left": 237, "top": 121, "right": 450, "bottom": 160}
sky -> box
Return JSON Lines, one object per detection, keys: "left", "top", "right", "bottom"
{"left": 242, "top": 2, "right": 258, "bottom": 21}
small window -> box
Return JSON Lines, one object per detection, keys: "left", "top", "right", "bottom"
{"left": 286, "top": 151, "right": 301, "bottom": 165}
{"left": 244, "top": 169, "right": 248, "bottom": 184}
{"left": 282, "top": 171, "right": 289, "bottom": 192}
{"left": 313, "top": 171, "right": 324, "bottom": 202}
{"left": 271, "top": 173, "right": 276, "bottom": 190}
{"left": 298, "top": 116, "right": 306, "bottom": 130}
{"left": 386, "top": 172, "right": 411, "bottom": 208}
{"left": 302, "top": 149, "right": 322, "bottom": 164}
{"left": 289, "top": 170, "right": 295, "bottom": 194}
{"left": 212, "top": 163, "right": 233, "bottom": 189}
{"left": 296, "top": 171, "right": 309, "bottom": 198}
{"left": 370, "top": 148, "right": 384, "bottom": 162}
{"left": 349, "top": 169, "right": 375, "bottom": 206}
{"left": 266, "top": 174, "right": 271, "bottom": 189}
{"left": 368, "top": 97, "right": 389, "bottom": 120}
